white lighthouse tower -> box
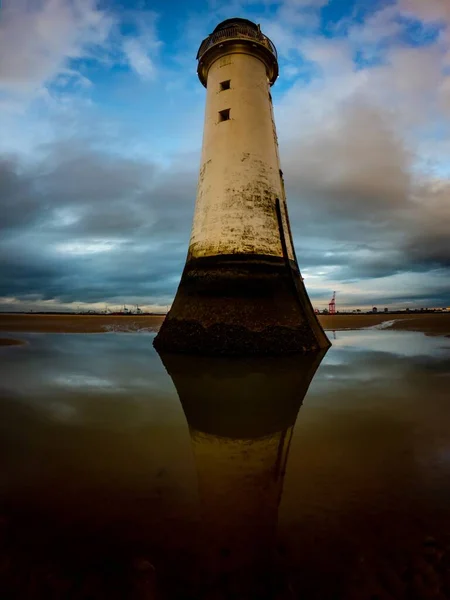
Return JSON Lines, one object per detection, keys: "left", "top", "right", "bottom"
{"left": 154, "top": 18, "right": 330, "bottom": 355}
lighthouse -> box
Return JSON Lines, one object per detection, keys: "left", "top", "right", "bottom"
{"left": 154, "top": 18, "right": 330, "bottom": 355}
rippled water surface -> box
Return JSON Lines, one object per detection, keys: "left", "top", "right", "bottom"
{"left": 1, "top": 330, "right": 449, "bottom": 599}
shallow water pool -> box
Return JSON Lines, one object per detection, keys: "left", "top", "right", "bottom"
{"left": 0, "top": 330, "right": 449, "bottom": 599}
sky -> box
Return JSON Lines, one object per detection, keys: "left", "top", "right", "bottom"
{"left": 0, "top": 0, "right": 449, "bottom": 313}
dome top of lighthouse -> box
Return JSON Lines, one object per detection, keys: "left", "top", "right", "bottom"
{"left": 212, "top": 18, "right": 259, "bottom": 33}
{"left": 196, "top": 17, "right": 278, "bottom": 87}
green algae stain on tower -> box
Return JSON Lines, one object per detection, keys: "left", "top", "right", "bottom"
{"left": 154, "top": 18, "right": 330, "bottom": 355}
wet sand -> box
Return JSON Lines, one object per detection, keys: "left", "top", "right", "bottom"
{"left": 320, "top": 312, "right": 450, "bottom": 336}
{"left": 0, "top": 338, "right": 26, "bottom": 346}
{"left": 0, "top": 314, "right": 165, "bottom": 333}
{"left": 0, "top": 312, "right": 449, "bottom": 336}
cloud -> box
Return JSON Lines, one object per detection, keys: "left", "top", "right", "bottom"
{"left": 122, "top": 39, "right": 157, "bottom": 80}
{"left": 0, "top": 139, "right": 196, "bottom": 309}
{"left": 0, "top": 0, "right": 163, "bottom": 115}
{"left": 283, "top": 102, "right": 411, "bottom": 212}
{"left": 0, "top": 0, "right": 449, "bottom": 311}
{"left": 0, "top": 0, "right": 115, "bottom": 96}
{"left": 277, "top": 84, "right": 449, "bottom": 283}
{"left": 399, "top": 0, "right": 450, "bottom": 23}
{"left": 121, "top": 10, "right": 162, "bottom": 81}
{"left": 272, "top": 0, "right": 450, "bottom": 290}
{"left": 0, "top": 121, "right": 448, "bottom": 311}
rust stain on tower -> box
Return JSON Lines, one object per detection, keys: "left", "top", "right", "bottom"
{"left": 154, "top": 17, "right": 330, "bottom": 355}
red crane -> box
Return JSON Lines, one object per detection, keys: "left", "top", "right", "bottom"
{"left": 328, "top": 291, "right": 336, "bottom": 315}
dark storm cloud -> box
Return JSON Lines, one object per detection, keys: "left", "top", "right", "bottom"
{"left": 282, "top": 102, "right": 450, "bottom": 289}
{"left": 0, "top": 234, "right": 188, "bottom": 306}
{"left": 1, "top": 113, "right": 449, "bottom": 309}
{"left": 1, "top": 1, "right": 448, "bottom": 311}
{"left": 340, "top": 276, "right": 450, "bottom": 309}
{"left": 0, "top": 157, "right": 43, "bottom": 230}
{"left": 2, "top": 140, "right": 197, "bottom": 238}
{"left": 0, "top": 141, "right": 196, "bottom": 307}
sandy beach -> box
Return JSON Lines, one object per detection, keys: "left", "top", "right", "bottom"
{"left": 0, "top": 314, "right": 165, "bottom": 334}
{"left": 320, "top": 312, "right": 450, "bottom": 336}
{"left": 0, "top": 312, "right": 449, "bottom": 336}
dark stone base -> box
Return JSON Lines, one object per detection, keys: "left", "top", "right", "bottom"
{"left": 154, "top": 318, "right": 320, "bottom": 356}
{"left": 153, "top": 253, "right": 331, "bottom": 356}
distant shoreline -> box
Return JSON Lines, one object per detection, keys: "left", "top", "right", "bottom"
{"left": 0, "top": 313, "right": 449, "bottom": 337}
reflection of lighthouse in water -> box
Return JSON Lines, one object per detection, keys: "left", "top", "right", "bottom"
{"left": 159, "top": 351, "right": 326, "bottom": 598}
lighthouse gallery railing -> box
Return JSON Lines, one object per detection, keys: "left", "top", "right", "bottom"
{"left": 197, "top": 25, "right": 277, "bottom": 60}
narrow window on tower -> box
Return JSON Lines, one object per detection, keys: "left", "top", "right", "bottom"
{"left": 220, "top": 80, "right": 231, "bottom": 91}
{"left": 218, "top": 109, "right": 230, "bottom": 122}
